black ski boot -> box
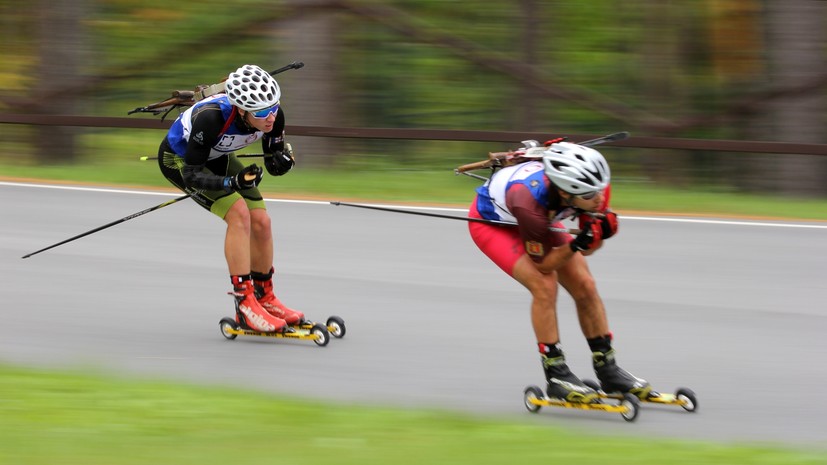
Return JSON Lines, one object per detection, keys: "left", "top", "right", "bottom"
{"left": 593, "top": 349, "right": 652, "bottom": 400}
{"left": 543, "top": 354, "right": 599, "bottom": 403}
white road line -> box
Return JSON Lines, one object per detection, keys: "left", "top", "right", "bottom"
{"left": 2, "top": 180, "right": 825, "bottom": 229}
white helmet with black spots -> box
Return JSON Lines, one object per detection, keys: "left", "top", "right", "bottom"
{"left": 542, "top": 142, "right": 610, "bottom": 195}
{"left": 225, "top": 64, "right": 281, "bottom": 112}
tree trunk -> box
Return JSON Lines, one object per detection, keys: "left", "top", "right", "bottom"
{"left": 640, "top": 1, "right": 691, "bottom": 186}
{"left": 751, "top": 1, "right": 827, "bottom": 196}
{"left": 515, "top": 0, "right": 541, "bottom": 132}
{"left": 279, "top": 1, "right": 342, "bottom": 168}
{"left": 34, "top": 0, "right": 89, "bottom": 164}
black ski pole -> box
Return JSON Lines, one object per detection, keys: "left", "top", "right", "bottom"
{"left": 139, "top": 153, "right": 264, "bottom": 162}
{"left": 21, "top": 194, "right": 191, "bottom": 259}
{"left": 578, "top": 131, "right": 629, "bottom": 147}
{"left": 270, "top": 61, "right": 304, "bottom": 75}
{"left": 330, "top": 201, "right": 576, "bottom": 234}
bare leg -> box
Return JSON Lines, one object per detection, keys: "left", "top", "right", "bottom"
{"left": 223, "top": 199, "right": 252, "bottom": 275}
{"left": 557, "top": 253, "right": 651, "bottom": 396}
{"left": 249, "top": 207, "right": 273, "bottom": 273}
{"left": 558, "top": 253, "right": 609, "bottom": 339}
{"left": 512, "top": 254, "right": 600, "bottom": 402}
{"left": 247, "top": 207, "right": 303, "bottom": 322}
{"left": 511, "top": 255, "right": 561, "bottom": 342}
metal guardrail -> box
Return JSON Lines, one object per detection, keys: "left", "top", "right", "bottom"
{"left": 1, "top": 113, "right": 826, "bottom": 156}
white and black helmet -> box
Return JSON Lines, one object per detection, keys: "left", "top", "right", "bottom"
{"left": 224, "top": 64, "right": 281, "bottom": 112}
{"left": 542, "top": 142, "right": 610, "bottom": 195}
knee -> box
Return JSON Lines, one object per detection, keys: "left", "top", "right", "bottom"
{"left": 527, "top": 276, "right": 559, "bottom": 306}
{"left": 250, "top": 210, "right": 272, "bottom": 237}
{"left": 225, "top": 202, "right": 252, "bottom": 232}
{"left": 568, "top": 274, "right": 599, "bottom": 304}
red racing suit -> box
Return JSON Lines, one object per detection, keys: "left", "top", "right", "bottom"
{"left": 468, "top": 161, "right": 611, "bottom": 276}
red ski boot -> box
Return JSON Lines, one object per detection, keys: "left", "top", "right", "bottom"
{"left": 231, "top": 276, "right": 287, "bottom": 332}
{"left": 254, "top": 272, "right": 305, "bottom": 325}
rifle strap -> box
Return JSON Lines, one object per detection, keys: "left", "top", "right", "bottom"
{"left": 219, "top": 107, "right": 238, "bottom": 137}
{"left": 194, "top": 82, "right": 226, "bottom": 102}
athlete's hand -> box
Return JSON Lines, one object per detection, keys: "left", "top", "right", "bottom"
{"left": 225, "top": 164, "right": 263, "bottom": 191}
{"left": 569, "top": 221, "right": 602, "bottom": 253}
{"left": 579, "top": 211, "right": 618, "bottom": 240}
{"left": 598, "top": 210, "right": 618, "bottom": 239}
{"left": 264, "top": 143, "right": 295, "bottom": 176}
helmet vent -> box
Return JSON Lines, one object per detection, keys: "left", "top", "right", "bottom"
{"left": 225, "top": 64, "right": 282, "bottom": 111}
{"left": 541, "top": 142, "right": 610, "bottom": 194}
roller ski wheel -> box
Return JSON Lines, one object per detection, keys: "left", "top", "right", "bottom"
{"left": 583, "top": 379, "right": 697, "bottom": 413}
{"left": 522, "top": 385, "right": 639, "bottom": 422}
{"left": 620, "top": 393, "right": 640, "bottom": 422}
{"left": 219, "top": 317, "right": 240, "bottom": 340}
{"left": 523, "top": 385, "right": 545, "bottom": 413}
{"left": 218, "top": 315, "right": 330, "bottom": 347}
{"left": 675, "top": 387, "right": 698, "bottom": 412}
{"left": 326, "top": 316, "right": 346, "bottom": 338}
{"left": 310, "top": 323, "right": 330, "bottom": 347}
{"left": 289, "top": 316, "right": 345, "bottom": 341}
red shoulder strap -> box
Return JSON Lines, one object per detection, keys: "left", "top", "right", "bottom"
{"left": 218, "top": 106, "right": 238, "bottom": 138}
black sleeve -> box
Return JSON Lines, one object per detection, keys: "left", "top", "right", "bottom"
{"left": 181, "top": 104, "right": 230, "bottom": 191}
{"left": 261, "top": 108, "right": 286, "bottom": 154}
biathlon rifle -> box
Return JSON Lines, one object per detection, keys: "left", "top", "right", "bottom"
{"left": 454, "top": 131, "right": 629, "bottom": 175}
{"left": 127, "top": 61, "right": 305, "bottom": 120}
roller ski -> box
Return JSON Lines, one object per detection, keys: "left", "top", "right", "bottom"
{"left": 218, "top": 277, "right": 345, "bottom": 347}
{"left": 219, "top": 315, "right": 345, "bottom": 347}
{"left": 582, "top": 379, "right": 697, "bottom": 412}
{"left": 523, "top": 385, "right": 641, "bottom": 422}
{"left": 524, "top": 350, "right": 640, "bottom": 422}
{"left": 218, "top": 297, "right": 346, "bottom": 347}
{"left": 586, "top": 348, "right": 697, "bottom": 412}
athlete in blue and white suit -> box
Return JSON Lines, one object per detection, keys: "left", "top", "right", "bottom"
{"left": 158, "top": 65, "right": 302, "bottom": 333}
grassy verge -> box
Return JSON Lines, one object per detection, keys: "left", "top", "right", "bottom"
{"left": 2, "top": 129, "right": 825, "bottom": 220}
{"left": 1, "top": 364, "right": 823, "bottom": 465}
{"left": 2, "top": 160, "right": 826, "bottom": 221}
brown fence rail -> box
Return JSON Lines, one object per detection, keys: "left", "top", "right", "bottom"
{"left": 2, "top": 113, "right": 826, "bottom": 156}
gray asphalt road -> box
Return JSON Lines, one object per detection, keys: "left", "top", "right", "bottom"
{"left": 2, "top": 181, "right": 826, "bottom": 449}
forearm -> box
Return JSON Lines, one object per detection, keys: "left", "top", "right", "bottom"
{"left": 182, "top": 164, "right": 230, "bottom": 191}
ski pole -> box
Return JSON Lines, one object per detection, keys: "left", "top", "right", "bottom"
{"left": 579, "top": 131, "right": 629, "bottom": 147}
{"left": 139, "top": 153, "right": 264, "bottom": 162}
{"left": 329, "top": 201, "right": 577, "bottom": 234}
{"left": 270, "top": 61, "right": 304, "bottom": 75}
{"left": 21, "top": 194, "right": 191, "bottom": 259}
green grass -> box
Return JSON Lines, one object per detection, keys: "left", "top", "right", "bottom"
{"left": 1, "top": 364, "right": 824, "bottom": 465}
{"left": 2, "top": 159, "right": 827, "bottom": 221}
{"left": 2, "top": 129, "right": 826, "bottom": 220}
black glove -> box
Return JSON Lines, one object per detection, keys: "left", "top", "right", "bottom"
{"left": 598, "top": 211, "right": 618, "bottom": 240}
{"left": 224, "top": 164, "right": 263, "bottom": 192}
{"left": 569, "top": 221, "right": 601, "bottom": 253}
{"left": 264, "top": 143, "right": 295, "bottom": 176}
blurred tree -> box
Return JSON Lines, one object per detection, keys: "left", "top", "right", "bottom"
{"left": 34, "top": 0, "right": 92, "bottom": 164}
{"left": 515, "top": 0, "right": 542, "bottom": 132}
{"left": 280, "top": 0, "right": 343, "bottom": 168}
{"left": 639, "top": 0, "right": 691, "bottom": 186}
{"left": 744, "top": 1, "right": 827, "bottom": 195}
{"left": 2, "top": 0, "right": 825, "bottom": 196}
{"left": 708, "top": 0, "right": 765, "bottom": 82}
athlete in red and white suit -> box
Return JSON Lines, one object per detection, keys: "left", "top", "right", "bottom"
{"left": 468, "top": 141, "right": 651, "bottom": 402}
